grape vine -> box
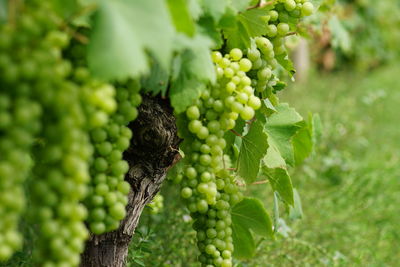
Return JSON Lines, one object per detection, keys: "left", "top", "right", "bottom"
{"left": 0, "top": 0, "right": 319, "bottom": 266}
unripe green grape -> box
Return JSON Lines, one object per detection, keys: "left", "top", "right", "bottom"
{"left": 229, "top": 48, "right": 243, "bottom": 61}
{"left": 302, "top": 2, "right": 314, "bottom": 16}
{"left": 239, "top": 58, "right": 252, "bottom": 72}
{"left": 284, "top": 0, "right": 296, "bottom": 11}
{"left": 266, "top": 24, "right": 278, "bottom": 37}
{"left": 240, "top": 106, "right": 255, "bottom": 120}
{"left": 247, "top": 49, "right": 260, "bottom": 62}
{"left": 277, "top": 22, "right": 290, "bottom": 36}
{"left": 188, "top": 120, "right": 202, "bottom": 133}
{"left": 212, "top": 51, "right": 223, "bottom": 63}
{"left": 269, "top": 10, "right": 279, "bottom": 21}
{"left": 186, "top": 105, "right": 200, "bottom": 120}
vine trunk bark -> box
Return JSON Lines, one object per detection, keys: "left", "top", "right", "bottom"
{"left": 80, "top": 95, "right": 181, "bottom": 267}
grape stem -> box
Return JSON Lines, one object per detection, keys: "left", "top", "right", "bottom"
{"left": 251, "top": 180, "right": 269, "bottom": 185}
{"left": 229, "top": 129, "right": 243, "bottom": 138}
{"left": 286, "top": 31, "right": 297, "bottom": 37}
{"left": 247, "top": 0, "right": 275, "bottom": 10}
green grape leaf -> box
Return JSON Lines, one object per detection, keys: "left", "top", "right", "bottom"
{"left": 201, "top": 0, "right": 230, "bottom": 22}
{"left": 232, "top": 0, "right": 253, "bottom": 12}
{"left": 224, "top": 20, "right": 251, "bottom": 50}
{"left": 289, "top": 188, "right": 303, "bottom": 219}
{"left": 276, "top": 53, "right": 296, "bottom": 76}
{"left": 292, "top": 113, "right": 322, "bottom": 165}
{"left": 292, "top": 120, "right": 312, "bottom": 166}
{"left": 166, "top": 0, "right": 195, "bottom": 36}
{"left": 261, "top": 98, "right": 277, "bottom": 116}
{"left": 88, "top": 0, "right": 175, "bottom": 80}
{"left": 263, "top": 165, "right": 294, "bottom": 206}
{"left": 232, "top": 198, "right": 274, "bottom": 238}
{"left": 169, "top": 72, "right": 205, "bottom": 114}
{"left": 232, "top": 197, "right": 273, "bottom": 258}
{"left": 237, "top": 116, "right": 269, "bottom": 183}
{"left": 198, "top": 16, "right": 223, "bottom": 49}
{"left": 232, "top": 222, "right": 255, "bottom": 259}
{"left": 238, "top": 8, "right": 269, "bottom": 37}
{"left": 0, "top": 0, "right": 7, "bottom": 24}
{"left": 174, "top": 33, "right": 216, "bottom": 83}
{"left": 272, "top": 80, "right": 287, "bottom": 92}
{"left": 265, "top": 103, "right": 303, "bottom": 167}
{"left": 141, "top": 60, "right": 170, "bottom": 96}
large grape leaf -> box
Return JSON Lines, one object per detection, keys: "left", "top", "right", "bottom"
{"left": 264, "top": 103, "right": 303, "bottom": 167}
{"left": 237, "top": 116, "right": 269, "bottom": 183}
{"left": 166, "top": 0, "right": 195, "bottom": 36}
{"left": 87, "top": 0, "right": 175, "bottom": 80}
{"left": 232, "top": 198, "right": 273, "bottom": 258}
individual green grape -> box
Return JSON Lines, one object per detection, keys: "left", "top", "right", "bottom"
{"left": 301, "top": 2, "right": 314, "bottom": 16}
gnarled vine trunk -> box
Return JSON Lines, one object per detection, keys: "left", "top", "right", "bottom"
{"left": 80, "top": 95, "right": 181, "bottom": 267}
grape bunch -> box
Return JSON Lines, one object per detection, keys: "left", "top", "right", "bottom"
{"left": 85, "top": 80, "right": 141, "bottom": 235}
{"left": 245, "top": 0, "right": 314, "bottom": 94}
{"left": 0, "top": 24, "right": 42, "bottom": 260}
{"left": 178, "top": 48, "right": 260, "bottom": 267}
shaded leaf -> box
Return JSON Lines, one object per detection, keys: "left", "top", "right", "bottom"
{"left": 263, "top": 166, "right": 294, "bottom": 205}
{"left": 232, "top": 222, "right": 255, "bottom": 258}
{"left": 141, "top": 60, "right": 169, "bottom": 96}
{"left": 237, "top": 117, "right": 269, "bottom": 183}
{"left": 232, "top": 197, "right": 273, "bottom": 258}
{"left": 265, "top": 103, "right": 303, "bottom": 166}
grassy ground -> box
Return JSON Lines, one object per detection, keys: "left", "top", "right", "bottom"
{"left": 246, "top": 65, "right": 400, "bottom": 267}
{"left": 129, "top": 64, "right": 400, "bottom": 267}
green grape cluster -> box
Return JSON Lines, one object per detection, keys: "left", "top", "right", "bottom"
{"left": 0, "top": 3, "right": 66, "bottom": 262}
{"left": 246, "top": 0, "right": 314, "bottom": 93}
{"left": 0, "top": 30, "right": 42, "bottom": 260}
{"left": 178, "top": 48, "right": 261, "bottom": 267}
{"left": 147, "top": 194, "right": 164, "bottom": 214}
{"left": 85, "top": 81, "right": 141, "bottom": 235}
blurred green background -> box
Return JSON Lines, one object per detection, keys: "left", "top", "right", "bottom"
{"left": 128, "top": 0, "right": 400, "bottom": 266}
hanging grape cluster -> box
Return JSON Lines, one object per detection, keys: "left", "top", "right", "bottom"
{"left": 177, "top": 1, "right": 315, "bottom": 266}
{"left": 0, "top": 1, "right": 139, "bottom": 265}
{"left": 178, "top": 48, "right": 263, "bottom": 267}
{"left": 85, "top": 81, "right": 141, "bottom": 235}
{"left": 0, "top": 10, "right": 44, "bottom": 260}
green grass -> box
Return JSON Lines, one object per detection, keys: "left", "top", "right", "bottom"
{"left": 246, "top": 65, "right": 400, "bottom": 267}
